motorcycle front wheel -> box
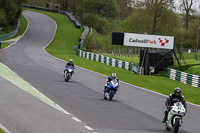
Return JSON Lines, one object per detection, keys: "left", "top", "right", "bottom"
{"left": 174, "top": 118, "right": 180, "bottom": 133}
{"left": 108, "top": 90, "right": 115, "bottom": 101}
{"left": 165, "top": 122, "right": 170, "bottom": 131}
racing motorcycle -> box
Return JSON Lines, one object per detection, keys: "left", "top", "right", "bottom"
{"left": 64, "top": 66, "right": 74, "bottom": 82}
{"left": 165, "top": 102, "right": 186, "bottom": 133}
{"left": 104, "top": 79, "right": 119, "bottom": 101}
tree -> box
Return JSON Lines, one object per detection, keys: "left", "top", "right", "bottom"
{"left": 181, "top": 0, "right": 194, "bottom": 30}
{"left": 140, "top": 0, "right": 175, "bottom": 34}
{"left": 116, "top": 0, "right": 135, "bottom": 19}
{"left": 77, "top": 0, "right": 119, "bottom": 20}
{"left": 59, "top": 0, "right": 69, "bottom": 10}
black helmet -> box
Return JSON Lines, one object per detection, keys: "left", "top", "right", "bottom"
{"left": 174, "top": 87, "right": 181, "bottom": 97}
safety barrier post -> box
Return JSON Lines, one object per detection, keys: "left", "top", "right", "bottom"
{"left": 104, "top": 56, "right": 107, "bottom": 64}
{"left": 115, "top": 60, "right": 119, "bottom": 68}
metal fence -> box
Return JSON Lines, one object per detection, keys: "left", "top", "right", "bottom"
{"left": 168, "top": 68, "right": 200, "bottom": 88}
{"left": 77, "top": 49, "right": 140, "bottom": 74}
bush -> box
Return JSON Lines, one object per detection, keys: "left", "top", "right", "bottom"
{"left": 85, "top": 31, "right": 112, "bottom": 52}
{"left": 82, "top": 13, "right": 98, "bottom": 27}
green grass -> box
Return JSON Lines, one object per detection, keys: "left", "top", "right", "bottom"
{"left": 96, "top": 53, "right": 140, "bottom": 65}
{"left": 172, "top": 53, "right": 200, "bottom": 75}
{"left": 101, "top": 52, "right": 200, "bottom": 75}
{"left": 0, "top": 129, "right": 4, "bottom": 133}
{"left": 26, "top": 8, "right": 200, "bottom": 105}
{"left": 11, "top": 14, "right": 28, "bottom": 39}
{"left": 1, "top": 43, "right": 10, "bottom": 48}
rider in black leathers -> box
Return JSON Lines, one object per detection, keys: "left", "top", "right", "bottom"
{"left": 162, "top": 87, "right": 187, "bottom": 123}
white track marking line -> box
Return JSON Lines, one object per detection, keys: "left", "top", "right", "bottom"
{"left": 84, "top": 126, "right": 94, "bottom": 131}
{"left": 1, "top": 13, "right": 29, "bottom": 50}
{"left": 72, "top": 117, "right": 82, "bottom": 122}
{"left": 0, "top": 123, "right": 11, "bottom": 133}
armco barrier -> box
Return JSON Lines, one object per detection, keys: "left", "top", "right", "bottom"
{"left": 77, "top": 49, "right": 140, "bottom": 74}
{"left": 79, "top": 26, "right": 89, "bottom": 49}
{"left": 168, "top": 68, "right": 200, "bottom": 88}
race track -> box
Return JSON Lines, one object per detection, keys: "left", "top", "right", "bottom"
{"left": 0, "top": 10, "right": 199, "bottom": 133}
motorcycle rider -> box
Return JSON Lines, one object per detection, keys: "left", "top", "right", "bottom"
{"left": 162, "top": 87, "right": 187, "bottom": 123}
{"left": 104, "top": 73, "right": 119, "bottom": 93}
{"left": 64, "top": 59, "right": 75, "bottom": 76}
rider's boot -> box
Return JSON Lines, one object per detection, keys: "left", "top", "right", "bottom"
{"left": 181, "top": 117, "right": 183, "bottom": 123}
{"left": 162, "top": 111, "right": 168, "bottom": 123}
{"left": 104, "top": 85, "right": 107, "bottom": 93}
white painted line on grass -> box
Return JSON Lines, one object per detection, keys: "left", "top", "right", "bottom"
{"left": 72, "top": 117, "right": 82, "bottom": 123}
{"left": 0, "top": 123, "right": 11, "bottom": 133}
{"left": 84, "top": 126, "right": 94, "bottom": 131}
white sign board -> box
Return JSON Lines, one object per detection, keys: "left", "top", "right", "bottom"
{"left": 124, "top": 33, "right": 174, "bottom": 49}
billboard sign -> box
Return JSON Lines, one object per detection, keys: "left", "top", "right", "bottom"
{"left": 124, "top": 33, "right": 174, "bottom": 49}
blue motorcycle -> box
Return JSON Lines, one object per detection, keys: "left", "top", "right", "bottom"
{"left": 104, "top": 79, "right": 119, "bottom": 101}
{"left": 64, "top": 66, "right": 74, "bottom": 82}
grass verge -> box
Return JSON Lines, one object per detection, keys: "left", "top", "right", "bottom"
{"left": 1, "top": 43, "right": 10, "bottom": 49}
{"left": 100, "top": 52, "right": 200, "bottom": 75}
{"left": 25, "top": 8, "right": 200, "bottom": 105}
{"left": 11, "top": 14, "right": 28, "bottom": 39}
{"left": 0, "top": 129, "right": 4, "bottom": 133}
{"left": 96, "top": 53, "right": 140, "bottom": 65}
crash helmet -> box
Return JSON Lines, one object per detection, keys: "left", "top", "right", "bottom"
{"left": 111, "top": 73, "right": 117, "bottom": 79}
{"left": 174, "top": 87, "right": 181, "bottom": 97}
{"left": 69, "top": 59, "right": 73, "bottom": 63}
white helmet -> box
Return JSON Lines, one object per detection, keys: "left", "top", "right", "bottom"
{"left": 111, "top": 73, "right": 117, "bottom": 79}
{"left": 69, "top": 59, "right": 73, "bottom": 62}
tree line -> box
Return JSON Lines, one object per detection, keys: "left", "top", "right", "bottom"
{"left": 23, "top": 0, "right": 200, "bottom": 50}
{"left": 0, "top": 0, "right": 23, "bottom": 34}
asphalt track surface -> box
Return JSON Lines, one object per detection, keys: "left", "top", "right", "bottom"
{"left": 0, "top": 11, "right": 200, "bottom": 133}
{"left": 0, "top": 76, "right": 90, "bottom": 133}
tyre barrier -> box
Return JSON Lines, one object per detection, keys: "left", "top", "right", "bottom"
{"left": 168, "top": 68, "right": 200, "bottom": 88}
{"left": 77, "top": 49, "right": 140, "bottom": 74}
